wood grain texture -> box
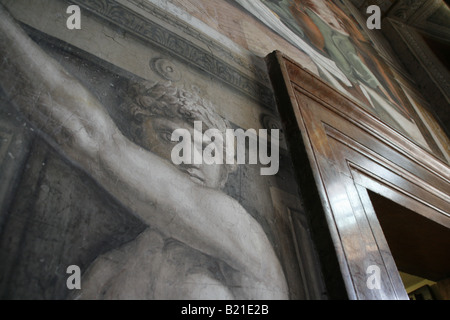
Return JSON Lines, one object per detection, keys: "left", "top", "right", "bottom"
{"left": 267, "top": 50, "right": 450, "bottom": 300}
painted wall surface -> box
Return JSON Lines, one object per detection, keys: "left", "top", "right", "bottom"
{"left": 236, "top": 0, "right": 424, "bottom": 142}
{"left": 0, "top": 0, "right": 327, "bottom": 299}
{"left": 0, "top": 0, "right": 446, "bottom": 301}
{"left": 165, "top": 0, "right": 449, "bottom": 161}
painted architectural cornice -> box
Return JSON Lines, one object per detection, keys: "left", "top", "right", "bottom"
{"left": 70, "top": 0, "right": 277, "bottom": 109}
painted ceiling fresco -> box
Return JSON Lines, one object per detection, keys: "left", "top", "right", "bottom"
{"left": 234, "top": 0, "right": 431, "bottom": 150}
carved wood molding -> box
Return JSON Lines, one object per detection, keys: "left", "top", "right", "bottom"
{"left": 267, "top": 51, "right": 450, "bottom": 300}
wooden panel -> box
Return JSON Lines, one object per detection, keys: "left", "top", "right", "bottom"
{"left": 267, "top": 51, "right": 450, "bottom": 300}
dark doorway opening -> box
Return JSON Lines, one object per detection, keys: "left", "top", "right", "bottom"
{"left": 368, "top": 191, "right": 450, "bottom": 300}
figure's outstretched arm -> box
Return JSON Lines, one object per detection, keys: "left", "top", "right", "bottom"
{"left": 0, "top": 5, "right": 288, "bottom": 298}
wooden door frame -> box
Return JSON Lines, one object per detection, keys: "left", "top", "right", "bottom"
{"left": 266, "top": 51, "right": 450, "bottom": 300}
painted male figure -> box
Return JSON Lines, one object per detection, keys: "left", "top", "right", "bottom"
{"left": 0, "top": 5, "right": 288, "bottom": 299}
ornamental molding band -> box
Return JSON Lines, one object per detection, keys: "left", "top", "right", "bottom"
{"left": 386, "top": 0, "right": 429, "bottom": 21}
{"left": 127, "top": 0, "right": 270, "bottom": 82}
{"left": 388, "top": 19, "right": 450, "bottom": 103}
{"left": 70, "top": 0, "right": 277, "bottom": 110}
{"left": 387, "top": 0, "right": 442, "bottom": 24}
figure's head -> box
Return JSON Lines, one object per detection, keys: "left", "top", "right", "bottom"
{"left": 121, "top": 80, "right": 237, "bottom": 189}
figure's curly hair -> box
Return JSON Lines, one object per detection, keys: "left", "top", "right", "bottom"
{"left": 121, "top": 80, "right": 230, "bottom": 135}
{"left": 120, "top": 79, "right": 238, "bottom": 183}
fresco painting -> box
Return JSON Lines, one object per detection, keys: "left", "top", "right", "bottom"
{"left": 0, "top": 0, "right": 329, "bottom": 300}
{"left": 234, "top": 0, "right": 431, "bottom": 149}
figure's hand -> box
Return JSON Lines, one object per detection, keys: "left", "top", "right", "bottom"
{"left": 0, "top": 4, "right": 117, "bottom": 159}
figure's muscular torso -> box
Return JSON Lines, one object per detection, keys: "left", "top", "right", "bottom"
{"left": 76, "top": 228, "right": 234, "bottom": 299}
